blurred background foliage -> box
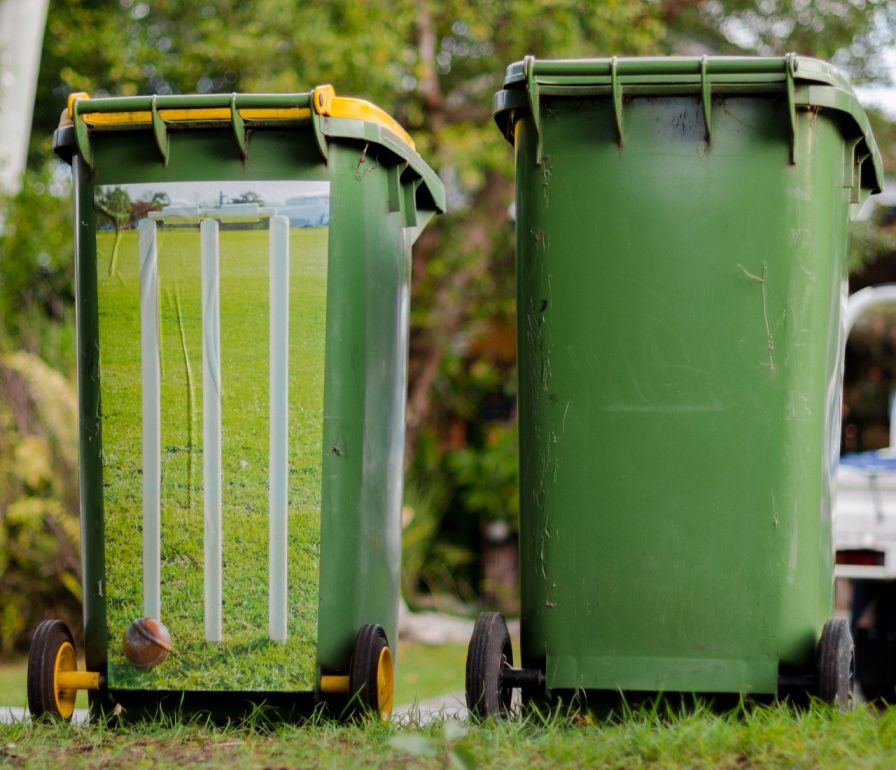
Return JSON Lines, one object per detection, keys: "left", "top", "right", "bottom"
{"left": 2, "top": 0, "right": 896, "bottom": 650}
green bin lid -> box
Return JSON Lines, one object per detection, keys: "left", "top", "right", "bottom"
{"left": 54, "top": 85, "right": 445, "bottom": 213}
{"left": 494, "top": 55, "right": 883, "bottom": 195}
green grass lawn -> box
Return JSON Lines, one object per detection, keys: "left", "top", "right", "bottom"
{"left": 96, "top": 224, "right": 327, "bottom": 692}
{"left": 5, "top": 647, "right": 896, "bottom": 768}
{"left": 2, "top": 701, "right": 894, "bottom": 769}
{"left": 0, "top": 659, "right": 87, "bottom": 714}
{"left": 394, "top": 642, "right": 467, "bottom": 706}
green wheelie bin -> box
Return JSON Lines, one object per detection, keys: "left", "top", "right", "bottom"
{"left": 466, "top": 56, "right": 883, "bottom": 716}
{"left": 29, "top": 86, "right": 444, "bottom": 721}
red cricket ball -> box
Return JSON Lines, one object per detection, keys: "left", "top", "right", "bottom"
{"left": 122, "top": 617, "right": 171, "bottom": 668}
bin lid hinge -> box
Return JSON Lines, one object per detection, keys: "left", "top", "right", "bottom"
{"left": 524, "top": 55, "right": 545, "bottom": 164}
{"left": 150, "top": 96, "right": 170, "bottom": 166}
{"left": 611, "top": 57, "right": 624, "bottom": 147}
{"left": 230, "top": 93, "right": 248, "bottom": 159}
{"left": 785, "top": 52, "right": 798, "bottom": 165}
{"left": 68, "top": 92, "right": 94, "bottom": 169}
{"left": 309, "top": 98, "right": 329, "bottom": 161}
{"left": 701, "top": 56, "right": 712, "bottom": 144}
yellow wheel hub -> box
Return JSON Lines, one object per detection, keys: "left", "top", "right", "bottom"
{"left": 376, "top": 645, "right": 394, "bottom": 719}
{"left": 52, "top": 641, "right": 78, "bottom": 719}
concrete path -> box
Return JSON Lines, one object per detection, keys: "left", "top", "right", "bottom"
{"left": 0, "top": 706, "right": 89, "bottom": 724}
{"left": 394, "top": 691, "right": 468, "bottom": 724}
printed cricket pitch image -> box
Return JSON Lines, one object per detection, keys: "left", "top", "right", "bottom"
{"left": 95, "top": 181, "right": 328, "bottom": 691}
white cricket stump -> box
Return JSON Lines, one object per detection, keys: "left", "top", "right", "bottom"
{"left": 200, "top": 218, "right": 223, "bottom": 643}
{"left": 138, "top": 218, "right": 161, "bottom": 621}
{"left": 143, "top": 204, "right": 287, "bottom": 643}
{"left": 268, "top": 215, "right": 290, "bottom": 642}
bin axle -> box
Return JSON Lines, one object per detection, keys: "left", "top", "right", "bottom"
{"left": 57, "top": 670, "right": 102, "bottom": 691}
{"left": 319, "top": 675, "right": 350, "bottom": 694}
{"left": 499, "top": 666, "right": 545, "bottom": 689}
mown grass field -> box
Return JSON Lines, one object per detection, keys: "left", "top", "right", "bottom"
{"left": 2, "top": 702, "right": 895, "bottom": 769}
{"left": 96, "top": 224, "right": 327, "bottom": 691}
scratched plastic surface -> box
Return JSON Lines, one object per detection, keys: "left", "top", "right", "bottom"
{"left": 498, "top": 57, "right": 883, "bottom": 695}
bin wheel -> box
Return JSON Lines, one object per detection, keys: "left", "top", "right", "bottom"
{"left": 466, "top": 611, "right": 513, "bottom": 719}
{"left": 349, "top": 624, "right": 394, "bottom": 719}
{"left": 27, "top": 619, "right": 78, "bottom": 720}
{"left": 818, "top": 618, "right": 854, "bottom": 710}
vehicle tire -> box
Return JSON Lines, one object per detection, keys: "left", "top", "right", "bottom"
{"left": 466, "top": 611, "right": 513, "bottom": 719}
{"left": 818, "top": 618, "right": 854, "bottom": 710}
{"left": 348, "top": 624, "right": 394, "bottom": 720}
{"left": 27, "top": 619, "right": 78, "bottom": 720}
{"left": 853, "top": 627, "right": 896, "bottom": 704}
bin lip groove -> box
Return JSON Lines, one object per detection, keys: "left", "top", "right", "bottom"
{"left": 494, "top": 55, "right": 883, "bottom": 196}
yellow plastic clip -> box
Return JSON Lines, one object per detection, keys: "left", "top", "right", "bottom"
{"left": 312, "top": 84, "right": 415, "bottom": 151}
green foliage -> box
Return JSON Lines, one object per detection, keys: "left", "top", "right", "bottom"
{"left": 0, "top": 162, "right": 75, "bottom": 371}
{"left": 401, "top": 480, "right": 451, "bottom": 601}
{"left": 664, "top": 1, "right": 896, "bottom": 83}
{"left": 448, "top": 423, "right": 519, "bottom": 527}
{"left": 867, "top": 107, "right": 896, "bottom": 175}
{"left": 849, "top": 218, "right": 896, "bottom": 274}
{"left": 3, "top": 0, "right": 894, "bottom": 628}
{"left": 94, "top": 186, "right": 132, "bottom": 229}
{"left": 389, "top": 720, "right": 475, "bottom": 770}
{"left": 0, "top": 351, "right": 80, "bottom": 654}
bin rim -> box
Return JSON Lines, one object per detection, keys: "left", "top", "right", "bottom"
{"left": 54, "top": 87, "right": 446, "bottom": 214}
{"left": 494, "top": 54, "right": 883, "bottom": 195}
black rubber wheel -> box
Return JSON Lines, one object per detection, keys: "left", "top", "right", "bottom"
{"left": 27, "top": 619, "right": 77, "bottom": 720}
{"left": 818, "top": 618, "right": 854, "bottom": 710}
{"left": 852, "top": 583, "right": 896, "bottom": 705}
{"left": 465, "top": 611, "right": 513, "bottom": 719}
{"left": 854, "top": 627, "right": 896, "bottom": 704}
{"left": 348, "top": 624, "right": 394, "bottom": 719}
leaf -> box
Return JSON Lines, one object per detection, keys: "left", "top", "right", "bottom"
{"left": 443, "top": 719, "right": 469, "bottom": 742}
{"left": 387, "top": 734, "right": 438, "bottom": 757}
{"left": 449, "top": 746, "right": 477, "bottom": 770}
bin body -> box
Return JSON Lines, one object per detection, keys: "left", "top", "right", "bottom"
{"left": 55, "top": 90, "right": 443, "bottom": 714}
{"left": 496, "top": 57, "right": 882, "bottom": 694}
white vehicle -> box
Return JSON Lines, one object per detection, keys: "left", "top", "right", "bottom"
{"left": 834, "top": 284, "right": 896, "bottom": 701}
{"left": 835, "top": 453, "right": 896, "bottom": 580}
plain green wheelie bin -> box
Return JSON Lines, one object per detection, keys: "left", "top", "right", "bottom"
{"left": 466, "top": 56, "right": 882, "bottom": 716}
{"left": 29, "top": 86, "right": 443, "bottom": 721}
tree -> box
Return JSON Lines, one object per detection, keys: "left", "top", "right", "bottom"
{"left": 231, "top": 190, "right": 264, "bottom": 205}
{"left": 4, "top": 0, "right": 893, "bottom": 621}
{"left": 94, "top": 185, "right": 132, "bottom": 276}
